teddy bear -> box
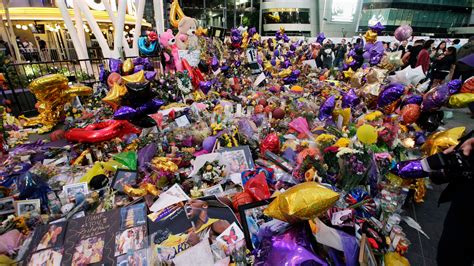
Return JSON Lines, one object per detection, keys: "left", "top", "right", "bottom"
{"left": 176, "top": 16, "right": 199, "bottom": 50}
{"left": 159, "top": 29, "right": 183, "bottom": 72}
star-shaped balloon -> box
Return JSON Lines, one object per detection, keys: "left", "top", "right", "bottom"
{"left": 369, "top": 22, "right": 385, "bottom": 33}
{"left": 388, "top": 66, "right": 425, "bottom": 86}
{"left": 102, "top": 83, "right": 127, "bottom": 110}
{"left": 316, "top": 32, "right": 325, "bottom": 44}
{"left": 122, "top": 70, "right": 145, "bottom": 83}
{"left": 343, "top": 68, "right": 355, "bottom": 79}
{"left": 364, "top": 30, "right": 377, "bottom": 43}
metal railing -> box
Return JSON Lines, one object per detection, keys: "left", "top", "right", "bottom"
{"left": 1, "top": 56, "right": 161, "bottom": 116}
{"left": 17, "top": 47, "right": 104, "bottom": 62}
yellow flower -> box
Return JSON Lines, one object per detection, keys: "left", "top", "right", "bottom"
{"left": 334, "top": 137, "right": 350, "bottom": 148}
{"left": 315, "top": 133, "right": 336, "bottom": 143}
{"left": 365, "top": 111, "right": 383, "bottom": 121}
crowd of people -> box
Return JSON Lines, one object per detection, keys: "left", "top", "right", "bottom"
{"left": 311, "top": 37, "right": 474, "bottom": 84}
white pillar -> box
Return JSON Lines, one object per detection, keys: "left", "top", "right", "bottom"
{"left": 103, "top": 0, "right": 133, "bottom": 57}
{"left": 75, "top": 0, "right": 112, "bottom": 58}
{"left": 2, "top": 0, "right": 21, "bottom": 61}
{"left": 112, "top": 0, "right": 127, "bottom": 59}
{"left": 132, "top": 0, "right": 146, "bottom": 56}
{"left": 153, "top": 0, "right": 164, "bottom": 33}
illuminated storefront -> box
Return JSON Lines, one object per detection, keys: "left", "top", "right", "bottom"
{"left": 0, "top": 1, "right": 151, "bottom": 60}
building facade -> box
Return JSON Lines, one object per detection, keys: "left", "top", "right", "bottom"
{"left": 358, "top": 0, "right": 473, "bottom": 37}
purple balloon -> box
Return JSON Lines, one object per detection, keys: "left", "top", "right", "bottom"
{"left": 394, "top": 24, "right": 413, "bottom": 42}
{"left": 248, "top": 27, "right": 257, "bottom": 36}
{"left": 447, "top": 79, "right": 462, "bottom": 94}
{"left": 401, "top": 95, "right": 423, "bottom": 107}
{"left": 392, "top": 159, "right": 426, "bottom": 178}
{"left": 134, "top": 65, "right": 145, "bottom": 73}
{"left": 367, "top": 41, "right": 385, "bottom": 65}
{"left": 99, "top": 64, "right": 108, "bottom": 83}
{"left": 316, "top": 32, "right": 326, "bottom": 44}
{"left": 370, "top": 22, "right": 385, "bottom": 33}
{"left": 221, "top": 65, "right": 229, "bottom": 72}
{"left": 138, "top": 143, "right": 157, "bottom": 172}
{"left": 254, "top": 224, "right": 329, "bottom": 266}
{"left": 199, "top": 81, "right": 212, "bottom": 95}
{"left": 274, "top": 50, "right": 280, "bottom": 57}
{"left": 283, "top": 34, "right": 290, "bottom": 43}
{"left": 290, "top": 44, "right": 297, "bottom": 51}
{"left": 283, "top": 70, "right": 300, "bottom": 84}
{"left": 281, "top": 59, "right": 291, "bottom": 69}
{"left": 202, "top": 136, "right": 217, "bottom": 152}
{"left": 271, "top": 58, "right": 277, "bottom": 66}
{"left": 145, "top": 70, "right": 157, "bottom": 81}
{"left": 421, "top": 83, "right": 450, "bottom": 112}
{"left": 234, "top": 60, "right": 241, "bottom": 67}
{"left": 136, "top": 99, "right": 165, "bottom": 114}
{"left": 342, "top": 89, "right": 360, "bottom": 108}
{"left": 109, "top": 58, "right": 122, "bottom": 73}
{"left": 211, "top": 56, "right": 219, "bottom": 71}
{"left": 114, "top": 106, "right": 137, "bottom": 120}
{"left": 319, "top": 95, "right": 336, "bottom": 121}
{"left": 133, "top": 57, "right": 144, "bottom": 65}
{"left": 377, "top": 83, "right": 405, "bottom": 111}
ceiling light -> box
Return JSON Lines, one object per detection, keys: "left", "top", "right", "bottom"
{"left": 21, "top": 25, "right": 28, "bottom": 30}
{"left": 16, "top": 24, "right": 21, "bottom": 29}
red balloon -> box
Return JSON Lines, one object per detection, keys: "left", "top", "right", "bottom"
{"left": 254, "top": 104, "right": 264, "bottom": 114}
{"left": 260, "top": 132, "right": 280, "bottom": 155}
{"left": 65, "top": 120, "right": 140, "bottom": 143}
{"left": 244, "top": 172, "right": 271, "bottom": 201}
{"left": 401, "top": 104, "right": 421, "bottom": 124}
{"left": 50, "top": 129, "right": 65, "bottom": 142}
{"left": 107, "top": 72, "right": 122, "bottom": 88}
{"left": 273, "top": 108, "right": 285, "bottom": 119}
{"left": 232, "top": 191, "right": 253, "bottom": 211}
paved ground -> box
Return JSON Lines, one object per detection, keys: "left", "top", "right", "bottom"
{"left": 404, "top": 107, "right": 472, "bottom": 266}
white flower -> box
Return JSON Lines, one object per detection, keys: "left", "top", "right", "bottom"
{"left": 336, "top": 147, "right": 362, "bottom": 158}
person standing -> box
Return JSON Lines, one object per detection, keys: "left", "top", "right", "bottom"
{"left": 321, "top": 42, "right": 334, "bottom": 69}
{"left": 398, "top": 40, "right": 407, "bottom": 56}
{"left": 416, "top": 40, "right": 434, "bottom": 74}
{"left": 452, "top": 39, "right": 462, "bottom": 51}
{"left": 431, "top": 41, "right": 446, "bottom": 61}
{"left": 403, "top": 39, "right": 424, "bottom": 68}
{"left": 431, "top": 46, "right": 457, "bottom": 86}
{"left": 333, "top": 39, "right": 346, "bottom": 69}
{"left": 456, "top": 36, "right": 474, "bottom": 61}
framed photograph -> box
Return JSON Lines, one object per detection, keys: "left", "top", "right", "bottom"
{"left": 219, "top": 145, "right": 254, "bottom": 176}
{"left": 114, "top": 225, "right": 148, "bottom": 256}
{"left": 116, "top": 248, "right": 148, "bottom": 266}
{"left": 63, "top": 182, "right": 89, "bottom": 198}
{"left": 0, "top": 196, "right": 15, "bottom": 215}
{"left": 112, "top": 170, "right": 138, "bottom": 192}
{"left": 15, "top": 199, "right": 41, "bottom": 216}
{"left": 238, "top": 198, "right": 289, "bottom": 250}
{"left": 71, "top": 236, "right": 105, "bottom": 265}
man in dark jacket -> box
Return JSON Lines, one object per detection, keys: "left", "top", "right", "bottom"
{"left": 437, "top": 132, "right": 474, "bottom": 266}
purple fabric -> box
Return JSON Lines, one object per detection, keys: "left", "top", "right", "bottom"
{"left": 138, "top": 143, "right": 157, "bottom": 172}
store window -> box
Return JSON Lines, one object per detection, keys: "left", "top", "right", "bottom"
{"left": 263, "top": 8, "right": 310, "bottom": 24}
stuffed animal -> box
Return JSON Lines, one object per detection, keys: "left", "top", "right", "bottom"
{"left": 159, "top": 29, "right": 183, "bottom": 71}
{"left": 176, "top": 16, "right": 199, "bottom": 50}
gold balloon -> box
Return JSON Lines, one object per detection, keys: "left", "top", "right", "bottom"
{"left": 343, "top": 68, "right": 355, "bottom": 79}
{"left": 65, "top": 85, "right": 93, "bottom": 97}
{"left": 421, "top": 127, "right": 466, "bottom": 155}
{"left": 264, "top": 182, "right": 339, "bottom": 223}
{"left": 102, "top": 83, "right": 127, "bottom": 110}
{"left": 448, "top": 93, "right": 474, "bottom": 108}
{"left": 122, "top": 70, "right": 145, "bottom": 83}
{"left": 196, "top": 26, "right": 208, "bottom": 36}
{"left": 366, "top": 67, "right": 387, "bottom": 84}
{"left": 170, "top": 0, "right": 186, "bottom": 28}
{"left": 23, "top": 74, "right": 92, "bottom": 133}
{"left": 350, "top": 68, "right": 365, "bottom": 88}
{"left": 152, "top": 157, "right": 179, "bottom": 172}
{"left": 364, "top": 29, "right": 377, "bottom": 43}
{"left": 332, "top": 108, "right": 351, "bottom": 127}
{"left": 414, "top": 179, "right": 426, "bottom": 203}
{"left": 380, "top": 51, "right": 403, "bottom": 71}
{"left": 124, "top": 183, "right": 161, "bottom": 197}
{"left": 276, "top": 68, "right": 292, "bottom": 78}
{"left": 122, "top": 58, "right": 134, "bottom": 73}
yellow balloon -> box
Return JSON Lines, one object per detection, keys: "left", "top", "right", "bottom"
{"left": 421, "top": 127, "right": 466, "bottom": 155}
{"left": 448, "top": 93, "right": 474, "bottom": 108}
{"left": 122, "top": 58, "right": 134, "bottom": 73}
{"left": 102, "top": 83, "right": 127, "bottom": 110}
{"left": 80, "top": 162, "right": 105, "bottom": 183}
{"left": 170, "top": 0, "right": 186, "bottom": 28}
{"left": 264, "top": 182, "right": 339, "bottom": 223}
{"left": 24, "top": 74, "right": 92, "bottom": 133}
{"left": 122, "top": 70, "right": 145, "bottom": 83}
{"left": 357, "top": 124, "right": 378, "bottom": 144}
{"left": 364, "top": 29, "right": 377, "bottom": 43}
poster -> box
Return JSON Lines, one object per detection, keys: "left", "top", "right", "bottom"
{"left": 148, "top": 196, "right": 239, "bottom": 263}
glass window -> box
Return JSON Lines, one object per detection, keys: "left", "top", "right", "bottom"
{"left": 263, "top": 8, "right": 310, "bottom": 24}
